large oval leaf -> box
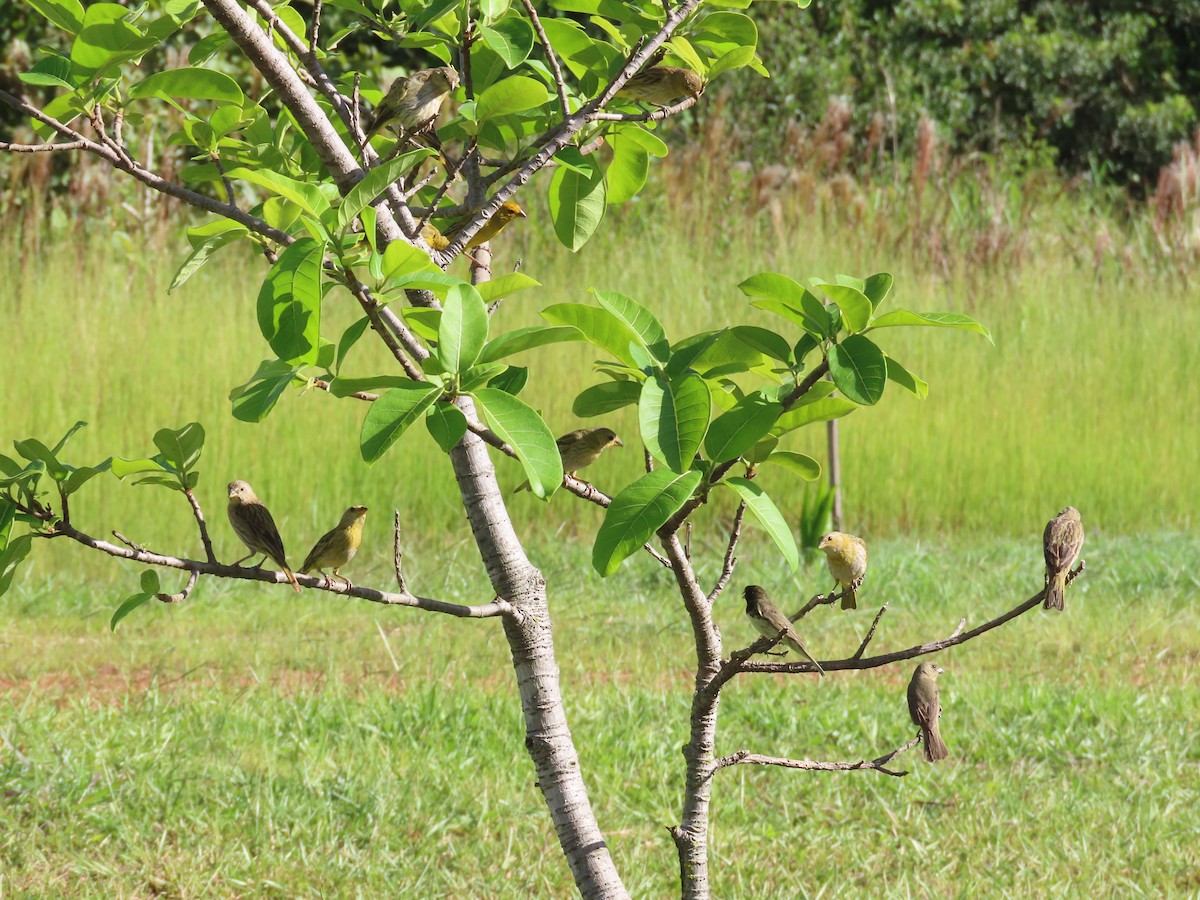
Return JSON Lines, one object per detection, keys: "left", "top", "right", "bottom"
{"left": 704, "top": 395, "right": 782, "bottom": 462}
{"left": 594, "top": 290, "right": 669, "bottom": 363}
{"left": 471, "top": 389, "right": 563, "bottom": 499}
{"left": 592, "top": 470, "right": 702, "bottom": 576}
{"left": 639, "top": 372, "right": 710, "bottom": 473}
{"left": 360, "top": 382, "right": 442, "bottom": 463}
{"left": 724, "top": 477, "right": 799, "bottom": 572}
{"left": 437, "top": 283, "right": 489, "bottom": 376}
{"left": 771, "top": 397, "right": 859, "bottom": 435}
{"left": 813, "top": 283, "right": 872, "bottom": 333}
{"left": 129, "top": 67, "right": 244, "bottom": 104}
{"left": 869, "top": 309, "right": 993, "bottom": 343}
{"left": 478, "top": 325, "right": 579, "bottom": 364}
{"left": 256, "top": 238, "right": 324, "bottom": 365}
{"left": 337, "top": 149, "right": 437, "bottom": 231}
{"left": 761, "top": 451, "right": 821, "bottom": 481}
{"left": 573, "top": 380, "right": 642, "bottom": 417}
{"left": 828, "top": 335, "right": 887, "bottom": 406}
{"left": 475, "top": 75, "right": 550, "bottom": 120}
{"left": 548, "top": 151, "right": 606, "bottom": 252}
{"left": 541, "top": 303, "right": 640, "bottom": 366}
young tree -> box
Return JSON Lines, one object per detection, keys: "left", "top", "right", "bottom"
{"left": 0, "top": 2, "right": 1082, "bottom": 896}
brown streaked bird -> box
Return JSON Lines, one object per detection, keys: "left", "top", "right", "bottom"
{"left": 300, "top": 506, "right": 368, "bottom": 588}
{"left": 817, "top": 531, "right": 869, "bottom": 610}
{"left": 422, "top": 200, "right": 528, "bottom": 253}
{"left": 364, "top": 66, "right": 460, "bottom": 141}
{"left": 1043, "top": 506, "right": 1084, "bottom": 611}
{"left": 742, "top": 585, "right": 824, "bottom": 675}
{"left": 907, "top": 662, "right": 948, "bottom": 762}
{"left": 514, "top": 427, "right": 623, "bottom": 493}
{"left": 616, "top": 66, "right": 704, "bottom": 107}
{"left": 227, "top": 480, "right": 301, "bottom": 592}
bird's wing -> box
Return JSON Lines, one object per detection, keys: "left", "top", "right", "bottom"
{"left": 301, "top": 528, "right": 335, "bottom": 571}
{"left": 555, "top": 429, "right": 588, "bottom": 451}
{"left": 249, "top": 504, "right": 288, "bottom": 562}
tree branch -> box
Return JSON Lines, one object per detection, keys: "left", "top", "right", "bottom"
{"left": 706, "top": 502, "right": 745, "bottom": 603}
{"left": 851, "top": 602, "right": 889, "bottom": 658}
{"left": 183, "top": 487, "right": 217, "bottom": 564}
{"left": 590, "top": 95, "right": 698, "bottom": 122}
{"left": 711, "top": 735, "right": 921, "bottom": 779}
{"left": 519, "top": 0, "right": 570, "bottom": 119}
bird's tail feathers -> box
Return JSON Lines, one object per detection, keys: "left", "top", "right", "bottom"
{"left": 1043, "top": 572, "right": 1066, "bottom": 611}
{"left": 840, "top": 585, "right": 857, "bottom": 611}
{"left": 513, "top": 480, "right": 530, "bottom": 494}
{"left": 282, "top": 564, "right": 302, "bottom": 593}
{"left": 923, "top": 724, "right": 949, "bottom": 762}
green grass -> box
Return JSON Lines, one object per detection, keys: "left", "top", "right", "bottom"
{"left": 2, "top": 535, "right": 1197, "bottom": 896}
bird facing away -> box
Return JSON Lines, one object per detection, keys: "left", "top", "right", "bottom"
{"left": 422, "top": 200, "right": 528, "bottom": 252}
{"left": 907, "top": 662, "right": 948, "bottom": 762}
{"left": 1043, "top": 506, "right": 1084, "bottom": 611}
{"left": 818, "top": 531, "right": 868, "bottom": 610}
{"left": 227, "top": 480, "right": 301, "bottom": 592}
{"left": 364, "top": 66, "right": 460, "bottom": 141}
{"left": 514, "top": 427, "right": 623, "bottom": 493}
{"left": 743, "top": 585, "right": 824, "bottom": 675}
{"left": 301, "top": 506, "right": 368, "bottom": 587}
{"left": 616, "top": 66, "right": 704, "bottom": 106}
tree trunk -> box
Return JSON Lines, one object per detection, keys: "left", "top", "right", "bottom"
{"left": 670, "top": 678, "right": 721, "bottom": 900}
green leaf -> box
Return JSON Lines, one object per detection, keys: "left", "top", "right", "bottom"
{"left": 704, "top": 396, "right": 782, "bottom": 462}
{"left": 729, "top": 326, "right": 792, "bottom": 364}
{"left": 12, "top": 439, "right": 67, "bottom": 481}
{"left": 762, "top": 451, "right": 821, "bottom": 480}
{"left": 229, "top": 359, "right": 300, "bottom": 423}
{"left": 139, "top": 569, "right": 161, "bottom": 593}
{"left": 476, "top": 273, "right": 541, "bottom": 306}
{"left": 425, "top": 403, "right": 468, "bottom": 452}
{"left": 485, "top": 365, "right": 527, "bottom": 395}
{"left": 224, "top": 167, "right": 330, "bottom": 218}
{"left": 708, "top": 44, "right": 756, "bottom": 78}
{"left": 70, "top": 6, "right": 152, "bottom": 79}
{"left": 594, "top": 290, "right": 669, "bottom": 363}
{"left": 724, "top": 477, "right": 799, "bottom": 571}
{"left": 256, "top": 237, "right": 324, "bottom": 365}
{"left": 541, "top": 303, "right": 640, "bottom": 367}
{"left": 606, "top": 133, "right": 649, "bottom": 204}
{"left": 170, "top": 227, "right": 246, "bottom": 293}
{"left": 437, "top": 283, "right": 489, "bottom": 376}
{"left": 19, "top": 55, "right": 75, "bottom": 89}
{"left": 337, "top": 150, "right": 437, "bottom": 231}
{"left": 619, "top": 126, "right": 669, "bottom": 158}
{"left": 639, "top": 371, "right": 710, "bottom": 472}
{"left": 548, "top": 150, "right": 606, "bottom": 252}
{"left": 50, "top": 420, "right": 88, "bottom": 456}
{"left": 27, "top": 0, "right": 85, "bottom": 34}
{"left": 667, "top": 330, "right": 727, "bottom": 377}
{"left": 381, "top": 240, "right": 439, "bottom": 278}
{"left": 475, "top": 75, "right": 550, "bottom": 121}
{"left": 128, "top": 67, "right": 244, "bottom": 104}
{"left": 771, "top": 397, "right": 858, "bottom": 435}
{"left": 814, "top": 283, "right": 872, "bottom": 333}
{"left": 885, "top": 356, "right": 929, "bottom": 399}
{"left": 478, "top": 325, "right": 577, "bottom": 364}
{"left": 869, "top": 309, "right": 993, "bottom": 342}
{"left": 591, "top": 470, "right": 701, "bottom": 576}
{"left": 471, "top": 388, "right": 563, "bottom": 499}
{"left": 110, "top": 590, "right": 153, "bottom": 631}
{"left": 61, "top": 459, "right": 113, "bottom": 496}
{"left": 360, "top": 382, "right": 442, "bottom": 463}
{"left": 335, "top": 316, "right": 371, "bottom": 373}
{"left": 828, "top": 335, "right": 887, "bottom": 406}
{"left": 329, "top": 375, "right": 415, "bottom": 397}
{"left": 479, "top": 18, "right": 534, "bottom": 68}
{"left": 573, "top": 380, "right": 641, "bottom": 417}
{"left": 862, "top": 272, "right": 893, "bottom": 310}
{"left": 0, "top": 502, "right": 14, "bottom": 553}
{"left": 0, "top": 534, "right": 34, "bottom": 597}
{"left": 739, "top": 273, "right": 830, "bottom": 337}
{"left": 153, "top": 423, "right": 204, "bottom": 474}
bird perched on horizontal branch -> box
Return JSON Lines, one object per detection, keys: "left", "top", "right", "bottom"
{"left": 301, "top": 505, "right": 368, "bottom": 588}
{"left": 818, "top": 531, "right": 868, "bottom": 609}
{"left": 227, "top": 480, "right": 301, "bottom": 592}
{"left": 364, "top": 66, "right": 460, "bottom": 141}
{"left": 422, "top": 200, "right": 528, "bottom": 252}
{"left": 1042, "top": 505, "right": 1084, "bottom": 611}
{"left": 514, "top": 427, "right": 623, "bottom": 493}
{"left": 743, "top": 585, "right": 824, "bottom": 675}
{"left": 616, "top": 66, "right": 704, "bottom": 107}
{"left": 907, "top": 662, "right": 948, "bottom": 762}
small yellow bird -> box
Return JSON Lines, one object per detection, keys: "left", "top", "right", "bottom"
{"left": 514, "top": 427, "right": 623, "bottom": 493}
{"left": 616, "top": 66, "right": 703, "bottom": 107}
{"left": 300, "top": 505, "right": 368, "bottom": 587}
{"left": 1043, "top": 506, "right": 1084, "bottom": 611}
{"left": 364, "top": 66, "right": 460, "bottom": 141}
{"left": 227, "top": 480, "right": 301, "bottom": 592}
{"left": 422, "top": 200, "right": 528, "bottom": 252}
{"left": 817, "top": 531, "right": 868, "bottom": 610}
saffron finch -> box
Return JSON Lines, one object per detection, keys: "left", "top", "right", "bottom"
{"left": 364, "top": 66, "right": 460, "bottom": 141}
{"left": 301, "top": 505, "right": 368, "bottom": 587}
{"left": 422, "top": 200, "right": 527, "bottom": 252}
{"left": 227, "top": 480, "right": 301, "bottom": 592}
{"left": 1043, "top": 506, "right": 1083, "bottom": 611}
{"left": 514, "top": 426, "right": 623, "bottom": 493}
{"left": 818, "top": 531, "right": 868, "bottom": 610}
{"left": 616, "top": 66, "right": 703, "bottom": 106}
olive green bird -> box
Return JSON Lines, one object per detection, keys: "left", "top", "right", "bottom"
{"left": 514, "top": 427, "right": 623, "bottom": 493}
{"left": 616, "top": 66, "right": 704, "bottom": 106}
{"left": 818, "top": 531, "right": 868, "bottom": 610}
{"left": 300, "top": 505, "right": 368, "bottom": 588}
{"left": 743, "top": 585, "right": 824, "bottom": 675}
{"left": 364, "top": 66, "right": 460, "bottom": 141}
{"left": 421, "top": 200, "right": 528, "bottom": 252}
{"left": 907, "top": 662, "right": 948, "bottom": 762}
{"left": 1043, "top": 505, "right": 1084, "bottom": 611}
{"left": 227, "top": 480, "right": 301, "bottom": 592}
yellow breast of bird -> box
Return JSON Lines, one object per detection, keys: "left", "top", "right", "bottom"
{"left": 826, "top": 538, "right": 867, "bottom": 583}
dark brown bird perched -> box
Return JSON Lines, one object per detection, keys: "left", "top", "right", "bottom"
{"left": 514, "top": 427, "right": 623, "bottom": 493}
{"left": 1042, "top": 506, "right": 1084, "bottom": 611}
{"left": 742, "top": 585, "right": 824, "bottom": 675}
{"left": 907, "top": 662, "right": 948, "bottom": 762}
{"left": 227, "top": 480, "right": 301, "bottom": 592}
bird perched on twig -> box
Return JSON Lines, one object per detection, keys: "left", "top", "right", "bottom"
{"left": 616, "top": 66, "right": 704, "bottom": 107}
{"left": 742, "top": 585, "right": 824, "bottom": 675}
{"left": 1043, "top": 506, "right": 1084, "bottom": 611}
{"left": 422, "top": 200, "right": 528, "bottom": 253}
{"left": 227, "top": 480, "right": 301, "bottom": 592}
{"left": 364, "top": 66, "right": 460, "bottom": 141}
{"left": 514, "top": 427, "right": 623, "bottom": 493}
{"left": 907, "top": 662, "right": 948, "bottom": 762}
{"left": 301, "top": 506, "right": 368, "bottom": 588}
{"left": 817, "top": 531, "right": 868, "bottom": 609}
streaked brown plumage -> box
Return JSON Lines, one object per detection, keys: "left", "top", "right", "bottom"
{"left": 616, "top": 66, "right": 703, "bottom": 106}
{"left": 227, "top": 480, "right": 301, "bottom": 592}
{"left": 364, "top": 66, "right": 460, "bottom": 141}
{"left": 514, "top": 427, "right": 623, "bottom": 493}
{"left": 422, "top": 200, "right": 527, "bottom": 252}
{"left": 743, "top": 585, "right": 824, "bottom": 675}
{"left": 1043, "top": 506, "right": 1084, "bottom": 611}
{"left": 907, "top": 662, "right": 948, "bottom": 762}
{"left": 301, "top": 506, "right": 368, "bottom": 587}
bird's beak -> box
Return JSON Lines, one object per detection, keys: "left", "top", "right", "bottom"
{"left": 935, "top": 665, "right": 944, "bottom": 674}
{"left": 517, "top": 208, "right": 528, "bottom": 218}
{"left": 227, "top": 488, "right": 237, "bottom": 499}
{"left": 613, "top": 437, "right": 624, "bottom": 447}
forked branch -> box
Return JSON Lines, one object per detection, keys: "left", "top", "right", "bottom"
{"left": 712, "top": 735, "right": 922, "bottom": 779}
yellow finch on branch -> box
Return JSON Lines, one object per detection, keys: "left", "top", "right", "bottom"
{"left": 301, "top": 506, "right": 368, "bottom": 588}
{"left": 616, "top": 66, "right": 703, "bottom": 106}
{"left": 364, "top": 66, "right": 460, "bottom": 141}
{"left": 1042, "top": 506, "right": 1084, "bottom": 611}
{"left": 742, "top": 585, "right": 824, "bottom": 675}
{"left": 227, "top": 480, "right": 301, "bottom": 592}
{"left": 422, "top": 200, "right": 527, "bottom": 252}
{"left": 907, "top": 662, "right": 948, "bottom": 762}
{"left": 818, "top": 531, "right": 868, "bottom": 610}
{"left": 514, "top": 427, "right": 623, "bottom": 493}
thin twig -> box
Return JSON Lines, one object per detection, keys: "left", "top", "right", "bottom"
{"left": 590, "top": 94, "right": 698, "bottom": 122}
{"left": 851, "top": 602, "right": 888, "bottom": 659}
{"left": 393, "top": 511, "right": 408, "bottom": 593}
{"left": 706, "top": 502, "right": 746, "bottom": 603}
{"left": 711, "top": 735, "right": 921, "bottom": 779}
{"left": 183, "top": 488, "right": 217, "bottom": 563}
{"left": 157, "top": 569, "right": 199, "bottom": 603}
{"left": 308, "top": 0, "right": 323, "bottom": 52}
{"left": 0, "top": 140, "right": 89, "bottom": 153}
{"left": 519, "top": 0, "right": 570, "bottom": 118}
